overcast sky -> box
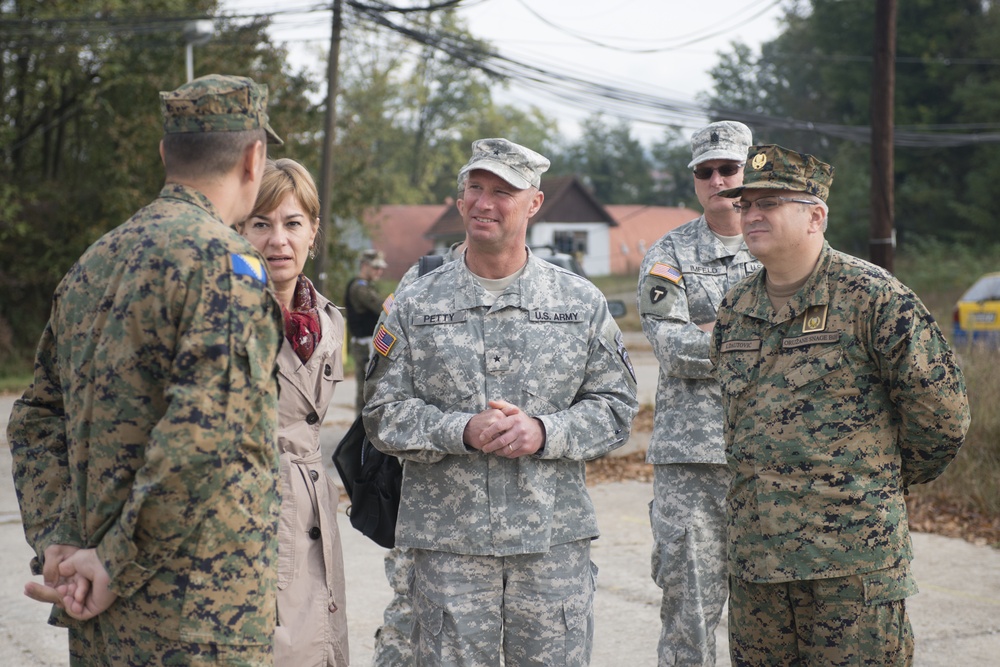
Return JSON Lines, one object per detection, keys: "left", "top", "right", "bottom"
{"left": 222, "top": 0, "right": 787, "bottom": 144}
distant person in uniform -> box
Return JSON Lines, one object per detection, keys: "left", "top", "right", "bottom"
{"left": 711, "top": 144, "right": 971, "bottom": 666}
{"left": 637, "top": 120, "right": 756, "bottom": 666}
{"left": 345, "top": 248, "right": 387, "bottom": 414}
{"left": 363, "top": 137, "right": 638, "bottom": 666}
{"left": 239, "top": 158, "right": 350, "bottom": 666}
{"left": 8, "top": 74, "right": 285, "bottom": 665}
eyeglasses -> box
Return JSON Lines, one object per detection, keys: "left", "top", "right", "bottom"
{"left": 692, "top": 163, "right": 743, "bottom": 180}
{"left": 733, "top": 196, "right": 820, "bottom": 214}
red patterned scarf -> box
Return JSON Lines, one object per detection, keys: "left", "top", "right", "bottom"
{"left": 283, "top": 275, "right": 322, "bottom": 362}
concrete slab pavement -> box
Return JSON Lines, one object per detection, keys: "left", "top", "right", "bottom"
{"left": 2, "top": 347, "right": 999, "bottom": 665}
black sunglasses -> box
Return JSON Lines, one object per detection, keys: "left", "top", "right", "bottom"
{"left": 693, "top": 163, "right": 743, "bottom": 180}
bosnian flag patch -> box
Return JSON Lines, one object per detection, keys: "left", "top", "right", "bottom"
{"left": 650, "top": 262, "right": 682, "bottom": 284}
{"left": 231, "top": 253, "right": 266, "bottom": 283}
{"left": 373, "top": 324, "right": 397, "bottom": 356}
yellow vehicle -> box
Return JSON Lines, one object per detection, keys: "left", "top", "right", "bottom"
{"left": 953, "top": 272, "right": 1000, "bottom": 346}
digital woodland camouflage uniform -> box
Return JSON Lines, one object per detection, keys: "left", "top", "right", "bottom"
{"left": 363, "top": 251, "right": 638, "bottom": 666}
{"left": 8, "top": 75, "right": 284, "bottom": 664}
{"left": 637, "top": 216, "right": 760, "bottom": 666}
{"left": 710, "top": 145, "right": 971, "bottom": 666}
{"left": 371, "top": 241, "right": 465, "bottom": 667}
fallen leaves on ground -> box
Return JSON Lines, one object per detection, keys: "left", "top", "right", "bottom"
{"left": 586, "top": 450, "right": 1000, "bottom": 550}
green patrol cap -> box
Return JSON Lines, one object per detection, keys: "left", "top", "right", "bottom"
{"left": 718, "top": 144, "right": 834, "bottom": 201}
{"left": 160, "top": 74, "right": 282, "bottom": 145}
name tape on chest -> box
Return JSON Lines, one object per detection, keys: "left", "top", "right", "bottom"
{"left": 411, "top": 311, "right": 468, "bottom": 326}
{"left": 649, "top": 262, "right": 682, "bottom": 284}
{"left": 720, "top": 339, "right": 763, "bottom": 353}
{"left": 231, "top": 253, "right": 266, "bottom": 284}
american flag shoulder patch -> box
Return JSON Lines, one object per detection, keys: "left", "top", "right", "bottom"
{"left": 231, "top": 253, "right": 266, "bottom": 283}
{"left": 382, "top": 293, "right": 395, "bottom": 314}
{"left": 650, "top": 262, "right": 682, "bottom": 284}
{"left": 373, "top": 324, "right": 397, "bottom": 356}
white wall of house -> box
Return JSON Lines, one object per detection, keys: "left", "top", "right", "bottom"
{"left": 529, "top": 222, "right": 612, "bottom": 276}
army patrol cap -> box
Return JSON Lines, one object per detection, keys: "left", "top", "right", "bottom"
{"left": 718, "top": 144, "right": 834, "bottom": 201}
{"left": 361, "top": 249, "right": 387, "bottom": 269}
{"left": 458, "top": 138, "right": 551, "bottom": 190}
{"left": 687, "top": 120, "right": 753, "bottom": 168}
{"left": 160, "top": 74, "right": 283, "bottom": 145}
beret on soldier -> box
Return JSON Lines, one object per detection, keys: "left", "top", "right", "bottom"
{"left": 458, "top": 138, "right": 550, "bottom": 190}
{"left": 160, "top": 74, "right": 283, "bottom": 145}
{"left": 718, "top": 144, "right": 834, "bottom": 201}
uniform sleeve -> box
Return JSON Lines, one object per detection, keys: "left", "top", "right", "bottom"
{"left": 638, "top": 253, "right": 714, "bottom": 380}
{"left": 8, "top": 309, "right": 81, "bottom": 574}
{"left": 535, "top": 312, "right": 639, "bottom": 461}
{"left": 350, "top": 280, "right": 385, "bottom": 315}
{"left": 96, "top": 253, "right": 280, "bottom": 597}
{"left": 362, "top": 306, "right": 468, "bottom": 464}
{"left": 875, "top": 291, "right": 970, "bottom": 488}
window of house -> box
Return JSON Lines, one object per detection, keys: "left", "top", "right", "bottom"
{"left": 553, "top": 230, "right": 589, "bottom": 256}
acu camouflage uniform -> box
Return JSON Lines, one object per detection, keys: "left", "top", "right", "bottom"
{"left": 711, "top": 240, "right": 969, "bottom": 664}
{"left": 371, "top": 241, "right": 465, "bottom": 667}
{"left": 363, "top": 251, "right": 638, "bottom": 665}
{"left": 8, "top": 73, "right": 284, "bottom": 664}
{"left": 637, "top": 214, "right": 759, "bottom": 666}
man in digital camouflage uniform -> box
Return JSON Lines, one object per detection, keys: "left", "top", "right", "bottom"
{"left": 710, "top": 144, "right": 970, "bottom": 666}
{"left": 8, "top": 74, "right": 285, "bottom": 665}
{"left": 346, "top": 248, "right": 388, "bottom": 414}
{"left": 362, "top": 138, "right": 638, "bottom": 666}
{"left": 637, "top": 120, "right": 757, "bottom": 666}
{"left": 371, "top": 237, "right": 466, "bottom": 667}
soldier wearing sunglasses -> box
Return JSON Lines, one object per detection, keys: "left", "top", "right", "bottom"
{"left": 637, "top": 120, "right": 759, "bottom": 666}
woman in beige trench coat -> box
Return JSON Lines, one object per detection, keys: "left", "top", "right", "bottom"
{"left": 240, "top": 158, "right": 350, "bottom": 666}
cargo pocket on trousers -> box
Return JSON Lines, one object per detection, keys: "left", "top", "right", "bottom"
{"left": 411, "top": 588, "right": 445, "bottom": 646}
{"left": 862, "top": 564, "right": 918, "bottom": 606}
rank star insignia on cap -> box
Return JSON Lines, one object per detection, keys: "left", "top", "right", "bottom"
{"left": 687, "top": 120, "right": 753, "bottom": 168}
{"left": 458, "top": 138, "right": 551, "bottom": 190}
{"left": 718, "top": 144, "right": 835, "bottom": 201}
{"left": 160, "top": 74, "right": 283, "bottom": 145}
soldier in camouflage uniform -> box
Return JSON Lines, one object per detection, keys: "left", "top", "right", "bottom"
{"left": 346, "top": 249, "right": 388, "bottom": 414}
{"left": 362, "top": 138, "right": 638, "bottom": 667}
{"left": 709, "top": 144, "right": 971, "bottom": 666}
{"left": 7, "top": 74, "right": 285, "bottom": 665}
{"left": 371, "top": 238, "right": 466, "bottom": 667}
{"left": 637, "top": 120, "right": 757, "bottom": 666}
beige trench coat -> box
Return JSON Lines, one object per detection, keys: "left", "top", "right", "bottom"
{"left": 274, "top": 293, "right": 350, "bottom": 666}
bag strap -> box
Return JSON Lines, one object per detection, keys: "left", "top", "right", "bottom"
{"left": 418, "top": 254, "right": 445, "bottom": 276}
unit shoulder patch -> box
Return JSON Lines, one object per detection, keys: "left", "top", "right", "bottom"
{"left": 231, "top": 253, "right": 266, "bottom": 283}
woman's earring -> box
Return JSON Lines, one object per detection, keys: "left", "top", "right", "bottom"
{"left": 309, "top": 245, "right": 316, "bottom": 260}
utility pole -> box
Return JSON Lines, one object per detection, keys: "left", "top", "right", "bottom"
{"left": 315, "top": 0, "right": 343, "bottom": 296}
{"left": 870, "top": 0, "right": 896, "bottom": 271}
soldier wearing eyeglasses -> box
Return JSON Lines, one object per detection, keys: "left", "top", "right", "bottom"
{"left": 636, "top": 120, "right": 759, "bottom": 666}
{"left": 710, "top": 144, "right": 970, "bottom": 665}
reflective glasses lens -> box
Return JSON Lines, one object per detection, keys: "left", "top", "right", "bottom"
{"left": 693, "top": 163, "right": 742, "bottom": 180}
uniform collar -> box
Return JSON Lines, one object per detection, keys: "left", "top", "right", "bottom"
{"left": 696, "top": 215, "right": 756, "bottom": 264}
{"left": 158, "top": 183, "right": 224, "bottom": 224}
{"left": 733, "top": 241, "right": 832, "bottom": 324}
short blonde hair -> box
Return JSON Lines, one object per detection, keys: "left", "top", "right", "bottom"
{"left": 249, "top": 158, "right": 321, "bottom": 224}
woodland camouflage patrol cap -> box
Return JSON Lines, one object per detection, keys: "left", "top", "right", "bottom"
{"left": 718, "top": 144, "right": 834, "bottom": 201}
{"left": 160, "top": 74, "right": 283, "bottom": 145}
{"left": 458, "top": 138, "right": 551, "bottom": 190}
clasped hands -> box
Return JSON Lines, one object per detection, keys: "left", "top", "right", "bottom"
{"left": 464, "top": 399, "right": 545, "bottom": 458}
{"left": 24, "top": 544, "right": 118, "bottom": 621}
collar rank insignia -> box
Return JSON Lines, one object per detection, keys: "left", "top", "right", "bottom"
{"left": 802, "top": 304, "right": 828, "bottom": 333}
{"left": 231, "top": 253, "right": 266, "bottom": 283}
{"left": 650, "top": 262, "right": 682, "bottom": 285}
